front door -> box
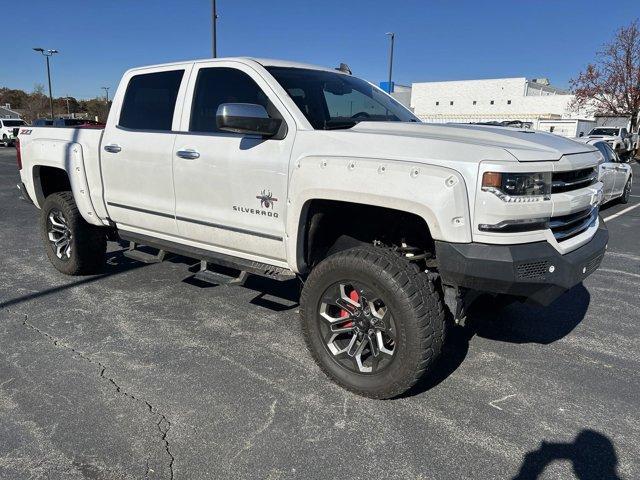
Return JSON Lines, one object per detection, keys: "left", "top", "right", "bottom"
{"left": 101, "top": 66, "right": 191, "bottom": 235}
{"left": 172, "top": 61, "right": 296, "bottom": 262}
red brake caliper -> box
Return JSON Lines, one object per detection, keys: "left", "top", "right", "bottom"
{"left": 340, "top": 289, "right": 359, "bottom": 328}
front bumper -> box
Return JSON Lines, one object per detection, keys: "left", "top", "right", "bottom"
{"left": 436, "top": 220, "right": 608, "bottom": 306}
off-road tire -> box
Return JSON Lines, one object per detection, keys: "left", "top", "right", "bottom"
{"left": 620, "top": 177, "right": 632, "bottom": 204}
{"left": 40, "top": 192, "right": 106, "bottom": 275}
{"left": 300, "top": 245, "right": 445, "bottom": 399}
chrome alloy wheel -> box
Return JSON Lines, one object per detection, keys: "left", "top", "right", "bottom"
{"left": 318, "top": 282, "right": 397, "bottom": 374}
{"left": 47, "top": 209, "right": 72, "bottom": 260}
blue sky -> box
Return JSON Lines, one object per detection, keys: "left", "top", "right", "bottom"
{"left": 3, "top": 0, "right": 637, "bottom": 99}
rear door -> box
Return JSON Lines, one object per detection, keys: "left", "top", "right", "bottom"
{"left": 172, "top": 60, "right": 295, "bottom": 261}
{"left": 594, "top": 142, "right": 616, "bottom": 201}
{"left": 609, "top": 148, "right": 631, "bottom": 196}
{"left": 101, "top": 65, "right": 191, "bottom": 235}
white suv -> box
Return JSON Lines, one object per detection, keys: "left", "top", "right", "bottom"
{"left": 1, "top": 118, "right": 28, "bottom": 147}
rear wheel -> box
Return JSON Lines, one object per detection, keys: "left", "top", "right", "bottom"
{"left": 300, "top": 246, "right": 445, "bottom": 399}
{"left": 620, "top": 177, "right": 632, "bottom": 204}
{"left": 40, "top": 192, "right": 107, "bottom": 275}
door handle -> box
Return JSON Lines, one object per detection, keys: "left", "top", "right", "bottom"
{"left": 103, "top": 144, "right": 121, "bottom": 153}
{"left": 176, "top": 149, "right": 200, "bottom": 159}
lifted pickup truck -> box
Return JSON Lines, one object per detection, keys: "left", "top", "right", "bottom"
{"left": 16, "top": 57, "right": 608, "bottom": 398}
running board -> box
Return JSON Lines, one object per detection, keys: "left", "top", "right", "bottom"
{"left": 118, "top": 231, "right": 296, "bottom": 281}
{"left": 193, "top": 261, "right": 248, "bottom": 286}
{"left": 123, "top": 241, "right": 166, "bottom": 264}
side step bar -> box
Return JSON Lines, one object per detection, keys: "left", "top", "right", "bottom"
{"left": 193, "top": 261, "right": 249, "bottom": 286}
{"left": 123, "top": 241, "right": 166, "bottom": 264}
{"left": 119, "top": 231, "right": 296, "bottom": 282}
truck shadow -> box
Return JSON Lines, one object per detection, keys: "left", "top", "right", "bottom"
{"left": 403, "top": 283, "right": 590, "bottom": 397}
{"left": 512, "top": 429, "right": 622, "bottom": 480}
{"left": 0, "top": 249, "right": 146, "bottom": 309}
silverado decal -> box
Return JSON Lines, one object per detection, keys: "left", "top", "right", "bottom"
{"left": 20, "top": 129, "right": 33, "bottom": 135}
{"left": 233, "top": 189, "right": 280, "bottom": 218}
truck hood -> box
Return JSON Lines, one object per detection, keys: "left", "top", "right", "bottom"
{"left": 350, "top": 122, "right": 594, "bottom": 162}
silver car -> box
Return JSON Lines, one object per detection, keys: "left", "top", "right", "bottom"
{"left": 574, "top": 137, "right": 633, "bottom": 204}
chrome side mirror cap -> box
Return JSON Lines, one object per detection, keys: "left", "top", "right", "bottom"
{"left": 216, "top": 103, "right": 282, "bottom": 137}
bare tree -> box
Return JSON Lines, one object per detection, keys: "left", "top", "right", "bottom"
{"left": 571, "top": 20, "right": 640, "bottom": 131}
{"left": 23, "top": 84, "right": 49, "bottom": 122}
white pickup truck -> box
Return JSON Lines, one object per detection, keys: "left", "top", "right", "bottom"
{"left": 16, "top": 57, "right": 609, "bottom": 398}
{"left": 584, "top": 126, "right": 635, "bottom": 160}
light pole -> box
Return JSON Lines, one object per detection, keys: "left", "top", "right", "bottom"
{"left": 385, "top": 32, "right": 395, "bottom": 94}
{"left": 101, "top": 86, "right": 110, "bottom": 104}
{"left": 211, "top": 0, "right": 218, "bottom": 58}
{"left": 33, "top": 47, "right": 59, "bottom": 120}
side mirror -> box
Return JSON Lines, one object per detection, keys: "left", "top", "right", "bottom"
{"left": 579, "top": 132, "right": 584, "bottom": 137}
{"left": 216, "top": 103, "right": 282, "bottom": 137}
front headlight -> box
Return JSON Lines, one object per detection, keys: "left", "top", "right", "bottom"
{"left": 482, "top": 172, "right": 551, "bottom": 202}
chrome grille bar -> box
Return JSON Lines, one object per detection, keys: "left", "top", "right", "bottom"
{"left": 550, "top": 207, "right": 599, "bottom": 241}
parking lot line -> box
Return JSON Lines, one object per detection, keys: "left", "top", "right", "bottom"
{"left": 603, "top": 203, "right": 640, "bottom": 222}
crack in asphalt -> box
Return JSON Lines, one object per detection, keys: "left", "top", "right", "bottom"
{"left": 21, "top": 315, "right": 175, "bottom": 480}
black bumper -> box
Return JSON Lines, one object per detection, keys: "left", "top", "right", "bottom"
{"left": 436, "top": 222, "right": 608, "bottom": 306}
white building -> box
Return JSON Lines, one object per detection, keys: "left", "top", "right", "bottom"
{"left": 409, "top": 77, "right": 588, "bottom": 128}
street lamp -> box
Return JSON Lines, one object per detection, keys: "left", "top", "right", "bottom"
{"left": 385, "top": 32, "right": 395, "bottom": 94}
{"left": 211, "top": 0, "right": 218, "bottom": 58}
{"left": 33, "top": 47, "right": 59, "bottom": 120}
{"left": 101, "top": 86, "right": 110, "bottom": 104}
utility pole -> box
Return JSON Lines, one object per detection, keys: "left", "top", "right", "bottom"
{"left": 65, "top": 96, "right": 70, "bottom": 115}
{"left": 385, "top": 32, "right": 395, "bottom": 94}
{"left": 102, "top": 86, "right": 110, "bottom": 104}
{"left": 212, "top": 0, "right": 218, "bottom": 58}
{"left": 33, "top": 47, "right": 59, "bottom": 119}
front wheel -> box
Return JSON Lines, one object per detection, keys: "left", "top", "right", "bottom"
{"left": 40, "top": 192, "right": 107, "bottom": 275}
{"left": 300, "top": 246, "right": 445, "bottom": 399}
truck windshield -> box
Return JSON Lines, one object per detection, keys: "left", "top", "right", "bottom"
{"left": 2, "top": 120, "right": 25, "bottom": 127}
{"left": 266, "top": 67, "right": 419, "bottom": 130}
{"left": 590, "top": 128, "right": 619, "bottom": 136}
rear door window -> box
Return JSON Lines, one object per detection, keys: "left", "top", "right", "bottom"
{"left": 119, "top": 70, "right": 184, "bottom": 131}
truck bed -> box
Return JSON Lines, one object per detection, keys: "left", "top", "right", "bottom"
{"left": 18, "top": 127, "right": 109, "bottom": 226}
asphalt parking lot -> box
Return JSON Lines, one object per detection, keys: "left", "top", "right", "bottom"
{"left": 0, "top": 146, "right": 639, "bottom": 480}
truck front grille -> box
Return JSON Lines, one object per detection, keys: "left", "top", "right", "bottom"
{"left": 551, "top": 167, "right": 597, "bottom": 194}
{"left": 549, "top": 207, "right": 598, "bottom": 241}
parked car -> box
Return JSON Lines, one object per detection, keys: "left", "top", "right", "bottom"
{"left": 0, "top": 118, "right": 28, "bottom": 146}
{"left": 573, "top": 137, "right": 633, "bottom": 204}
{"left": 53, "top": 118, "right": 105, "bottom": 128}
{"left": 32, "top": 119, "right": 54, "bottom": 127}
{"left": 584, "top": 127, "right": 635, "bottom": 160}
{"left": 16, "top": 57, "right": 608, "bottom": 398}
